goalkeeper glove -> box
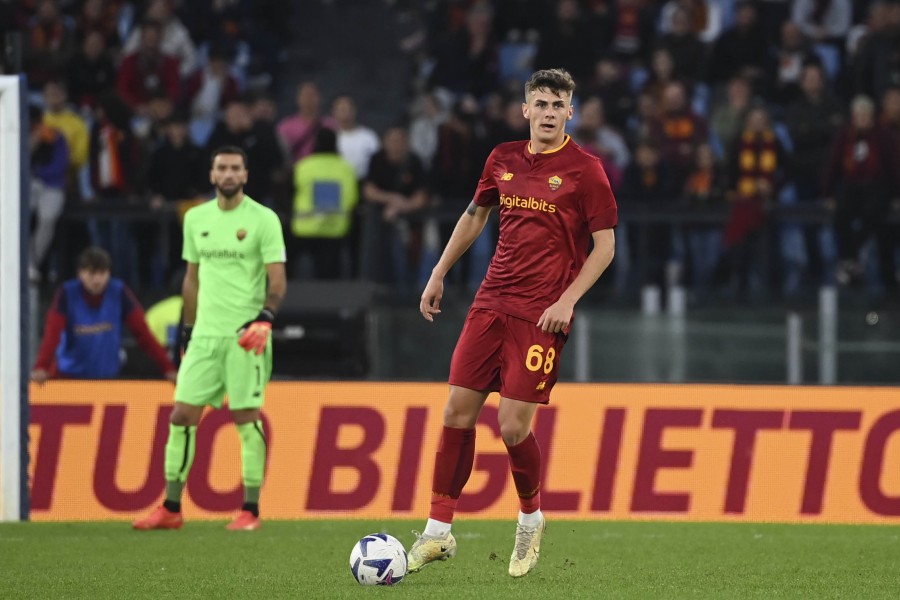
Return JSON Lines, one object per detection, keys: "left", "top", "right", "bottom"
{"left": 180, "top": 325, "right": 193, "bottom": 357}
{"left": 237, "top": 308, "right": 275, "bottom": 355}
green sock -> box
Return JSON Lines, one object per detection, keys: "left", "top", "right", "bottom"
{"left": 237, "top": 421, "right": 266, "bottom": 509}
{"left": 163, "top": 424, "right": 197, "bottom": 509}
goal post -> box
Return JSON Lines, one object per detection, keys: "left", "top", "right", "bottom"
{"left": 0, "top": 74, "right": 29, "bottom": 521}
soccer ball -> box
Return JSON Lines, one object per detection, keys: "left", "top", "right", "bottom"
{"left": 349, "top": 533, "right": 408, "bottom": 586}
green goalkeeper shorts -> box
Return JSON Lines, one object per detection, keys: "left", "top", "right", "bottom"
{"left": 174, "top": 336, "right": 272, "bottom": 410}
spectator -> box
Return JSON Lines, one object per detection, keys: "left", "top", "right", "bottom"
{"left": 823, "top": 95, "right": 899, "bottom": 293}
{"left": 709, "top": 75, "right": 753, "bottom": 162}
{"left": 277, "top": 81, "right": 336, "bottom": 164}
{"left": 147, "top": 111, "right": 206, "bottom": 207}
{"left": 572, "top": 96, "right": 630, "bottom": 190}
{"left": 773, "top": 20, "right": 817, "bottom": 105}
{"left": 643, "top": 48, "right": 679, "bottom": 104}
{"left": 30, "top": 246, "right": 177, "bottom": 383}
{"left": 786, "top": 63, "right": 844, "bottom": 285}
{"left": 409, "top": 91, "right": 447, "bottom": 168}
{"left": 331, "top": 94, "right": 381, "bottom": 180}
{"left": 792, "top": 0, "right": 852, "bottom": 46}
{"left": 115, "top": 20, "right": 181, "bottom": 114}
{"left": 206, "top": 96, "right": 285, "bottom": 206}
{"left": 682, "top": 142, "right": 727, "bottom": 300}
{"left": 619, "top": 138, "right": 679, "bottom": 289}
{"left": 659, "top": 0, "right": 722, "bottom": 43}
{"left": 720, "top": 105, "right": 788, "bottom": 297}
{"left": 649, "top": 81, "right": 709, "bottom": 189}
{"left": 290, "top": 128, "right": 359, "bottom": 279}
{"left": 361, "top": 125, "right": 429, "bottom": 285}
{"left": 706, "top": 1, "right": 771, "bottom": 89}
{"left": 23, "top": 0, "right": 76, "bottom": 91}
{"left": 656, "top": 4, "right": 708, "bottom": 86}
{"left": 184, "top": 44, "right": 240, "bottom": 145}
{"left": 122, "top": 0, "right": 198, "bottom": 77}
{"left": 532, "top": 0, "right": 594, "bottom": 86}
{"left": 607, "top": 0, "right": 656, "bottom": 64}
{"left": 42, "top": 80, "right": 89, "bottom": 183}
{"left": 850, "top": 2, "right": 900, "bottom": 100}
{"left": 29, "top": 103, "right": 69, "bottom": 282}
{"left": 427, "top": 0, "right": 499, "bottom": 99}
{"left": 583, "top": 56, "right": 634, "bottom": 132}
{"left": 66, "top": 30, "right": 116, "bottom": 111}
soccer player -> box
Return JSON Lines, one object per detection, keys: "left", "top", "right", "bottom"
{"left": 133, "top": 145, "right": 287, "bottom": 532}
{"left": 408, "top": 69, "right": 617, "bottom": 577}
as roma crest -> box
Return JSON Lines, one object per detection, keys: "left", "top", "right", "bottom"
{"left": 236, "top": 229, "right": 247, "bottom": 241}
{"left": 548, "top": 175, "right": 562, "bottom": 191}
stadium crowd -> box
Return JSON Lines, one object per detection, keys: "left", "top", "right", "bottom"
{"left": 5, "top": 0, "right": 900, "bottom": 306}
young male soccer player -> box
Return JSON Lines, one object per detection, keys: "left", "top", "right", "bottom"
{"left": 409, "top": 69, "right": 618, "bottom": 577}
{"left": 133, "top": 145, "right": 287, "bottom": 531}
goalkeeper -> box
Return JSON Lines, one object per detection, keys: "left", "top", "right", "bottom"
{"left": 134, "top": 146, "right": 287, "bottom": 532}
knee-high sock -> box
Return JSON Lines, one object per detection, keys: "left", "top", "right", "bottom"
{"left": 237, "top": 421, "right": 267, "bottom": 505}
{"left": 164, "top": 424, "right": 197, "bottom": 506}
{"left": 429, "top": 426, "right": 476, "bottom": 524}
{"left": 506, "top": 432, "right": 541, "bottom": 514}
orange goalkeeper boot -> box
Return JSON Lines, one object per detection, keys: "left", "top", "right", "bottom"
{"left": 226, "top": 510, "right": 261, "bottom": 531}
{"left": 132, "top": 506, "right": 184, "bottom": 530}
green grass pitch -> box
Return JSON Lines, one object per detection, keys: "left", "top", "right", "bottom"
{"left": 1, "top": 520, "right": 898, "bottom": 599}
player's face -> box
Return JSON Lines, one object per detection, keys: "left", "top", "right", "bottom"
{"left": 78, "top": 268, "right": 110, "bottom": 296}
{"left": 523, "top": 88, "right": 573, "bottom": 150}
{"left": 210, "top": 153, "right": 248, "bottom": 198}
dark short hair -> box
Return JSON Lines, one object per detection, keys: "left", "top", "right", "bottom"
{"left": 210, "top": 145, "right": 248, "bottom": 168}
{"left": 525, "top": 68, "right": 576, "bottom": 99}
{"left": 78, "top": 246, "right": 112, "bottom": 272}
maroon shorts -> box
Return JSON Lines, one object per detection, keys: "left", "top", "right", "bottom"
{"left": 448, "top": 308, "right": 567, "bottom": 404}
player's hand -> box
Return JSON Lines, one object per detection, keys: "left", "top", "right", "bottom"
{"left": 237, "top": 309, "right": 275, "bottom": 355}
{"left": 537, "top": 300, "right": 574, "bottom": 334}
{"left": 164, "top": 370, "right": 177, "bottom": 383}
{"left": 180, "top": 325, "right": 193, "bottom": 357}
{"left": 419, "top": 277, "right": 444, "bottom": 322}
{"left": 31, "top": 369, "right": 49, "bottom": 384}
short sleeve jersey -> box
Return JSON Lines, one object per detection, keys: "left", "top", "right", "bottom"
{"left": 472, "top": 136, "right": 618, "bottom": 323}
{"left": 183, "top": 196, "right": 286, "bottom": 336}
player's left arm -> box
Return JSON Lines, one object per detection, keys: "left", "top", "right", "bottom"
{"left": 537, "top": 228, "right": 615, "bottom": 333}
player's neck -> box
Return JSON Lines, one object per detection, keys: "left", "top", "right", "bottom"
{"left": 528, "top": 134, "right": 569, "bottom": 155}
{"left": 217, "top": 192, "right": 245, "bottom": 211}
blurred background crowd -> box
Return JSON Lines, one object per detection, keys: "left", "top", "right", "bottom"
{"left": 4, "top": 0, "right": 900, "bottom": 313}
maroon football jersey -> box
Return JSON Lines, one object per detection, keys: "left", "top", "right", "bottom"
{"left": 471, "top": 135, "right": 618, "bottom": 323}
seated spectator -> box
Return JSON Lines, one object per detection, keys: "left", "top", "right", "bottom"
{"left": 573, "top": 96, "right": 630, "bottom": 190}
{"left": 115, "top": 19, "right": 180, "bottom": 115}
{"left": 76, "top": 0, "right": 122, "bottom": 49}
{"left": 361, "top": 125, "right": 429, "bottom": 286}
{"left": 290, "top": 128, "right": 359, "bottom": 279}
{"left": 427, "top": 1, "right": 500, "bottom": 99}
{"left": 122, "top": 0, "right": 198, "bottom": 77}
{"left": 277, "top": 81, "right": 336, "bottom": 164}
{"left": 30, "top": 246, "right": 177, "bottom": 383}
{"left": 823, "top": 95, "right": 899, "bottom": 294}
{"left": 583, "top": 56, "right": 634, "bottom": 132}
{"left": 29, "top": 103, "right": 69, "bottom": 282}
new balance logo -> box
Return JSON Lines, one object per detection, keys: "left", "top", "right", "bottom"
{"left": 501, "top": 172, "right": 514, "bottom": 181}
{"left": 201, "top": 231, "right": 209, "bottom": 237}
{"left": 535, "top": 381, "right": 546, "bottom": 391}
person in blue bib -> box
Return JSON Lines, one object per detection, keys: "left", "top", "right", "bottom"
{"left": 31, "top": 246, "right": 177, "bottom": 383}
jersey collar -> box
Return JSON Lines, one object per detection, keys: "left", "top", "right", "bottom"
{"left": 527, "top": 135, "right": 570, "bottom": 155}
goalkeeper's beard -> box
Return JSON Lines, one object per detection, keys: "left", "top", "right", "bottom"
{"left": 216, "top": 182, "right": 243, "bottom": 200}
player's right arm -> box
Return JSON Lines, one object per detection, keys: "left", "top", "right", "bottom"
{"left": 181, "top": 262, "right": 199, "bottom": 328}
{"left": 419, "top": 201, "right": 493, "bottom": 322}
